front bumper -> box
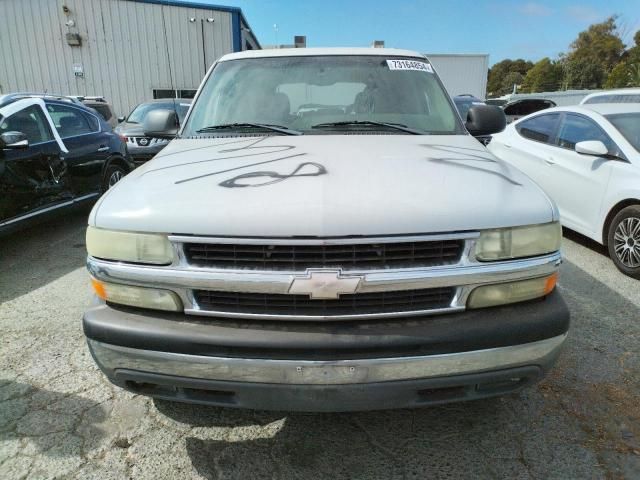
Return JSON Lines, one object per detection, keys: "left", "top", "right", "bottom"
{"left": 84, "top": 290, "right": 569, "bottom": 411}
{"left": 126, "top": 144, "right": 167, "bottom": 166}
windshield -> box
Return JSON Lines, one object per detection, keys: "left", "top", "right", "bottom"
{"left": 606, "top": 113, "right": 640, "bottom": 153}
{"left": 183, "top": 55, "right": 461, "bottom": 135}
{"left": 127, "top": 101, "right": 190, "bottom": 124}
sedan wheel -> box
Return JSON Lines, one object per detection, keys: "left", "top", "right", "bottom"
{"left": 614, "top": 217, "right": 640, "bottom": 267}
{"left": 607, "top": 205, "right": 640, "bottom": 279}
{"left": 102, "top": 164, "right": 128, "bottom": 192}
{"left": 108, "top": 169, "right": 124, "bottom": 188}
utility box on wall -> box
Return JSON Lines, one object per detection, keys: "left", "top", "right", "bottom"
{"left": 65, "top": 32, "right": 81, "bottom": 46}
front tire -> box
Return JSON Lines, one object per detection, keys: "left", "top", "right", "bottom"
{"left": 607, "top": 205, "right": 640, "bottom": 279}
{"left": 102, "top": 164, "right": 127, "bottom": 192}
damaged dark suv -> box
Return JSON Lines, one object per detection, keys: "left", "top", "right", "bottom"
{"left": 0, "top": 94, "right": 131, "bottom": 234}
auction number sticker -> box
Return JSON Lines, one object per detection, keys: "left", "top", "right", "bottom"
{"left": 386, "top": 59, "right": 433, "bottom": 73}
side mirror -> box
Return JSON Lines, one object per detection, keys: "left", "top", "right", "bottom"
{"left": 117, "top": 116, "right": 125, "bottom": 123}
{"left": 465, "top": 105, "right": 507, "bottom": 137}
{"left": 0, "top": 131, "right": 29, "bottom": 149}
{"left": 575, "top": 140, "right": 608, "bottom": 157}
{"left": 143, "top": 109, "right": 178, "bottom": 139}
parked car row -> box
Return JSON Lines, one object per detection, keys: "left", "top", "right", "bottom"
{"left": 2, "top": 49, "right": 638, "bottom": 415}
{"left": 0, "top": 93, "right": 191, "bottom": 234}
{"left": 479, "top": 88, "right": 640, "bottom": 126}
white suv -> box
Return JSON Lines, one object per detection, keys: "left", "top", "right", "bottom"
{"left": 82, "top": 48, "right": 569, "bottom": 411}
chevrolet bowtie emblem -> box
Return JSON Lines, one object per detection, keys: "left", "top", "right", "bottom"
{"left": 288, "top": 270, "right": 363, "bottom": 299}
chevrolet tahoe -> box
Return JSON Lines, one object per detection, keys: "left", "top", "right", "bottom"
{"left": 83, "top": 48, "right": 569, "bottom": 412}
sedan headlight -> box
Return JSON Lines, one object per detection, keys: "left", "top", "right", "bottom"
{"left": 475, "top": 222, "right": 561, "bottom": 261}
{"left": 86, "top": 227, "right": 174, "bottom": 265}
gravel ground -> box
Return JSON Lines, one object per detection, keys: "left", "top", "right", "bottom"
{"left": 1, "top": 210, "right": 638, "bottom": 480}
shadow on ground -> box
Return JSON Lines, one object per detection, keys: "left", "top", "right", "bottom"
{"left": 563, "top": 228, "right": 608, "bottom": 257}
{"left": 151, "top": 258, "right": 640, "bottom": 480}
{"left": 0, "top": 207, "right": 89, "bottom": 303}
{"left": 170, "top": 398, "right": 544, "bottom": 479}
{"left": 0, "top": 381, "right": 108, "bottom": 456}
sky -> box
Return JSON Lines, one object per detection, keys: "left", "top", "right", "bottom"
{"left": 177, "top": 0, "right": 640, "bottom": 65}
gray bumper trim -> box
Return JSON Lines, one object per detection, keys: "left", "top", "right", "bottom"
{"left": 88, "top": 333, "right": 566, "bottom": 386}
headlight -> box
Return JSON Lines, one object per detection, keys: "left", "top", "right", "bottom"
{"left": 475, "top": 222, "right": 561, "bottom": 261}
{"left": 91, "top": 278, "right": 182, "bottom": 311}
{"left": 86, "top": 227, "right": 174, "bottom": 264}
{"left": 467, "top": 273, "right": 558, "bottom": 309}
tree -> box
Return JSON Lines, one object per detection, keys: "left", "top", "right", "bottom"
{"left": 605, "top": 62, "right": 630, "bottom": 88}
{"left": 625, "top": 30, "right": 640, "bottom": 64}
{"left": 604, "top": 28, "right": 640, "bottom": 88}
{"left": 628, "top": 64, "right": 640, "bottom": 87}
{"left": 521, "top": 58, "right": 564, "bottom": 93}
{"left": 487, "top": 59, "right": 533, "bottom": 96}
{"left": 563, "top": 16, "right": 625, "bottom": 89}
{"left": 502, "top": 72, "right": 524, "bottom": 93}
{"left": 563, "top": 58, "right": 605, "bottom": 89}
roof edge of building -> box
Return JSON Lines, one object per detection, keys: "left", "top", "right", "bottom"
{"left": 121, "top": 0, "right": 260, "bottom": 49}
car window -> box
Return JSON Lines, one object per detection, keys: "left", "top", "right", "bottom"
{"left": 91, "top": 104, "right": 113, "bottom": 121}
{"left": 556, "top": 114, "right": 613, "bottom": 151}
{"left": 46, "top": 104, "right": 95, "bottom": 138}
{"left": 127, "top": 102, "right": 175, "bottom": 124}
{"left": 0, "top": 104, "right": 54, "bottom": 144}
{"left": 516, "top": 113, "right": 559, "bottom": 143}
{"left": 83, "top": 112, "right": 100, "bottom": 131}
{"left": 183, "top": 55, "right": 461, "bottom": 135}
{"left": 504, "top": 100, "right": 553, "bottom": 116}
{"left": 606, "top": 112, "right": 640, "bottom": 153}
{"left": 583, "top": 94, "right": 640, "bottom": 104}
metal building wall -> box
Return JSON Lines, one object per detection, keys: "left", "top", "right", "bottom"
{"left": 425, "top": 54, "right": 490, "bottom": 100}
{"left": 0, "top": 0, "right": 238, "bottom": 116}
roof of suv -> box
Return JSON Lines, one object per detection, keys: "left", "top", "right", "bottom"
{"left": 580, "top": 88, "right": 640, "bottom": 104}
{"left": 0, "top": 93, "right": 83, "bottom": 109}
{"left": 0, "top": 94, "right": 101, "bottom": 115}
{"left": 220, "top": 47, "right": 426, "bottom": 62}
{"left": 143, "top": 98, "right": 192, "bottom": 104}
{"left": 577, "top": 103, "right": 640, "bottom": 115}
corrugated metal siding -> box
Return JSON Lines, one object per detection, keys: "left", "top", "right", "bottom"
{"left": 425, "top": 54, "right": 489, "bottom": 100}
{"left": 0, "top": 0, "right": 237, "bottom": 116}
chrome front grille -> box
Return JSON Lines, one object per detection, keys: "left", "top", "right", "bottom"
{"left": 183, "top": 240, "right": 464, "bottom": 270}
{"left": 193, "top": 287, "right": 456, "bottom": 317}
{"left": 88, "top": 231, "right": 562, "bottom": 322}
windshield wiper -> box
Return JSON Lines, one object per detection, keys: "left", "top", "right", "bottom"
{"left": 310, "top": 120, "right": 423, "bottom": 135}
{"left": 196, "top": 123, "right": 302, "bottom": 135}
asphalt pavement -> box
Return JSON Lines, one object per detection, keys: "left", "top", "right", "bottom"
{"left": 1, "top": 210, "right": 638, "bottom": 479}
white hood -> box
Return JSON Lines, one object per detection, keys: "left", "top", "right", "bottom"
{"left": 91, "top": 134, "right": 556, "bottom": 237}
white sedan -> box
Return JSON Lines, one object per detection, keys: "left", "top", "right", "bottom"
{"left": 488, "top": 103, "right": 640, "bottom": 278}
